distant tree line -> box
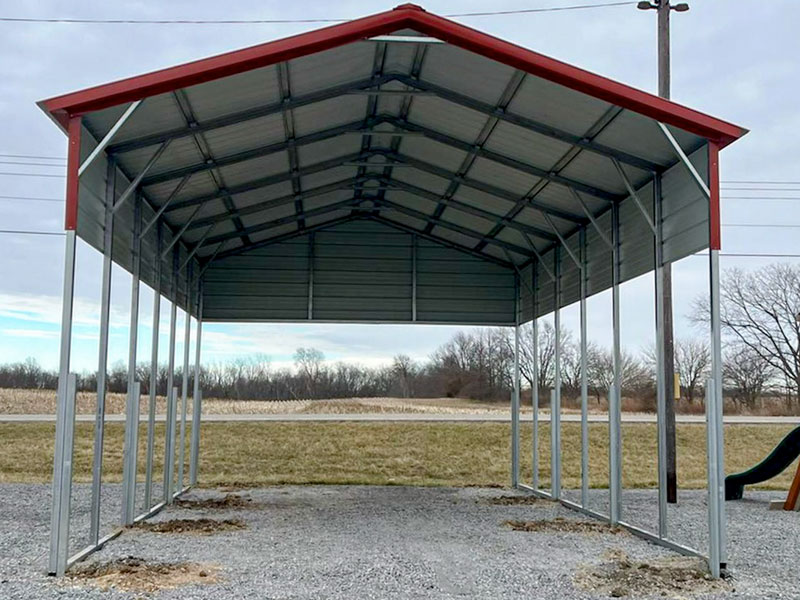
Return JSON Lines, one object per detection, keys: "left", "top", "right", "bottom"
{"left": 1, "top": 263, "right": 798, "bottom": 412}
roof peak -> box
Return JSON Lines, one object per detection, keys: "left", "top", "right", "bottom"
{"left": 393, "top": 3, "right": 426, "bottom": 11}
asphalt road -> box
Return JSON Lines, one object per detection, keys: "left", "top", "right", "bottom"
{"left": 1, "top": 413, "right": 798, "bottom": 424}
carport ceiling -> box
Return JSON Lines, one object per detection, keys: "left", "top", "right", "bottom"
{"left": 39, "top": 3, "right": 746, "bottom": 271}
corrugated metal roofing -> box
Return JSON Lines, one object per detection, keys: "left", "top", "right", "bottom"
{"left": 39, "top": 4, "right": 745, "bottom": 323}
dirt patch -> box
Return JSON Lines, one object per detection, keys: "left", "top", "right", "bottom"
{"left": 576, "top": 549, "right": 731, "bottom": 598}
{"left": 483, "top": 495, "right": 545, "bottom": 506}
{"left": 176, "top": 493, "right": 254, "bottom": 510}
{"left": 132, "top": 518, "right": 246, "bottom": 535}
{"left": 504, "top": 517, "right": 625, "bottom": 535}
{"left": 67, "top": 556, "right": 218, "bottom": 593}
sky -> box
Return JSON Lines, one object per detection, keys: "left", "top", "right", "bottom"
{"left": 0, "top": 0, "right": 798, "bottom": 374}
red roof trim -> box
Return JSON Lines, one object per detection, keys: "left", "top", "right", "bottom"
{"left": 39, "top": 3, "right": 746, "bottom": 146}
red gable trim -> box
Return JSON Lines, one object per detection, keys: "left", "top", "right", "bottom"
{"left": 40, "top": 4, "right": 746, "bottom": 146}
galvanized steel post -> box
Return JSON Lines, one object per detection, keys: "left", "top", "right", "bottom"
{"left": 609, "top": 202, "right": 622, "bottom": 525}
{"left": 121, "top": 197, "right": 142, "bottom": 525}
{"left": 511, "top": 273, "right": 521, "bottom": 488}
{"left": 552, "top": 247, "right": 562, "bottom": 499}
{"left": 189, "top": 279, "right": 203, "bottom": 486}
{"left": 48, "top": 228, "right": 77, "bottom": 574}
{"left": 579, "top": 228, "right": 589, "bottom": 508}
{"left": 163, "top": 249, "right": 179, "bottom": 503}
{"left": 531, "top": 264, "right": 540, "bottom": 490}
{"left": 89, "top": 160, "right": 115, "bottom": 544}
{"left": 144, "top": 225, "right": 161, "bottom": 511}
{"left": 654, "top": 174, "right": 669, "bottom": 537}
{"left": 177, "top": 265, "right": 192, "bottom": 492}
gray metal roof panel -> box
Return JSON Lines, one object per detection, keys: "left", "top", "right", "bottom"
{"left": 182, "top": 65, "right": 280, "bottom": 121}
{"left": 288, "top": 42, "right": 376, "bottom": 95}
{"left": 482, "top": 120, "right": 576, "bottom": 173}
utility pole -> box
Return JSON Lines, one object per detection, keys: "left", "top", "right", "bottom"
{"left": 638, "top": 0, "right": 689, "bottom": 504}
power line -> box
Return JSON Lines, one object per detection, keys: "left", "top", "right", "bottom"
{"left": 0, "top": 2, "right": 637, "bottom": 25}
{"left": 721, "top": 180, "right": 800, "bottom": 185}
{"left": 722, "top": 187, "right": 800, "bottom": 192}
{"left": 0, "top": 153, "right": 64, "bottom": 161}
{"left": 0, "top": 160, "right": 65, "bottom": 167}
{"left": 723, "top": 223, "right": 800, "bottom": 229}
{"left": 0, "top": 172, "right": 65, "bottom": 178}
{"left": 0, "top": 229, "right": 64, "bottom": 236}
{"left": 694, "top": 252, "right": 800, "bottom": 259}
{"left": 722, "top": 196, "right": 800, "bottom": 201}
{"left": 0, "top": 195, "right": 63, "bottom": 203}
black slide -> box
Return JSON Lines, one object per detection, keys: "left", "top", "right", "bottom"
{"left": 725, "top": 425, "right": 800, "bottom": 500}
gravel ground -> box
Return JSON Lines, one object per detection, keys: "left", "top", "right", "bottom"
{"left": 0, "top": 484, "right": 798, "bottom": 599}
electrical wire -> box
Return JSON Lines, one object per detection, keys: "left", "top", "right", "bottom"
{"left": 0, "top": 172, "right": 65, "bottom": 178}
{"left": 0, "top": 160, "right": 65, "bottom": 167}
{"left": 0, "top": 2, "right": 638, "bottom": 25}
{"left": 0, "top": 195, "right": 63, "bottom": 203}
{"left": 0, "top": 229, "right": 64, "bottom": 236}
{"left": 0, "top": 153, "right": 64, "bottom": 161}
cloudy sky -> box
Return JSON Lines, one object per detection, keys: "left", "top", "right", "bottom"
{"left": 0, "top": 0, "right": 797, "bottom": 373}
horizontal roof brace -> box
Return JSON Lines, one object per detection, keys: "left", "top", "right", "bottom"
{"left": 164, "top": 152, "right": 364, "bottom": 213}
{"left": 370, "top": 214, "right": 512, "bottom": 269}
{"left": 376, "top": 197, "right": 532, "bottom": 258}
{"left": 107, "top": 74, "right": 399, "bottom": 154}
{"left": 380, "top": 149, "right": 587, "bottom": 224}
{"left": 393, "top": 74, "right": 663, "bottom": 173}
{"left": 382, "top": 177, "right": 558, "bottom": 242}
{"left": 382, "top": 116, "right": 620, "bottom": 203}
{"left": 367, "top": 35, "right": 444, "bottom": 44}
{"left": 344, "top": 89, "right": 436, "bottom": 96}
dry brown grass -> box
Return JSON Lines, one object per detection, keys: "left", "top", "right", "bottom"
{"left": 67, "top": 556, "right": 218, "bottom": 593}
{"left": 575, "top": 549, "right": 731, "bottom": 598}
{"left": 483, "top": 495, "right": 546, "bottom": 505}
{"left": 0, "top": 388, "right": 519, "bottom": 415}
{"left": 0, "top": 422, "right": 796, "bottom": 490}
{"left": 505, "top": 517, "right": 625, "bottom": 534}
{"left": 132, "top": 518, "right": 246, "bottom": 535}
{"left": 175, "top": 493, "right": 253, "bottom": 510}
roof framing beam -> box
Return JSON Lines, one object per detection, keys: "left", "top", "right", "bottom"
{"left": 204, "top": 197, "right": 362, "bottom": 245}
{"left": 106, "top": 74, "right": 398, "bottom": 155}
{"left": 380, "top": 150, "right": 586, "bottom": 224}
{"left": 185, "top": 178, "right": 361, "bottom": 231}
{"left": 375, "top": 197, "right": 531, "bottom": 258}
{"left": 381, "top": 177, "right": 557, "bottom": 242}
{"left": 393, "top": 74, "right": 662, "bottom": 173}
{"left": 276, "top": 62, "right": 305, "bottom": 229}
{"left": 164, "top": 152, "right": 363, "bottom": 213}
{"left": 424, "top": 69, "right": 525, "bottom": 236}
{"left": 209, "top": 214, "right": 360, "bottom": 262}
{"left": 381, "top": 116, "right": 620, "bottom": 203}
{"left": 371, "top": 214, "right": 512, "bottom": 268}
{"left": 141, "top": 118, "right": 379, "bottom": 187}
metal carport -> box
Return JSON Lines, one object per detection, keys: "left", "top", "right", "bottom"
{"left": 38, "top": 3, "right": 746, "bottom": 578}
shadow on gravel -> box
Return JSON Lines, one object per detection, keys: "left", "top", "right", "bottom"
{"left": 504, "top": 517, "right": 625, "bottom": 535}
{"left": 131, "top": 518, "right": 246, "bottom": 535}
{"left": 67, "top": 556, "right": 218, "bottom": 593}
{"left": 575, "top": 549, "right": 732, "bottom": 598}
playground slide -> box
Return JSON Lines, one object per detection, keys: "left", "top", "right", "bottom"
{"left": 725, "top": 425, "right": 800, "bottom": 500}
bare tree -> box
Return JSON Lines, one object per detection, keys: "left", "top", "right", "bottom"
{"left": 693, "top": 264, "right": 800, "bottom": 404}
{"left": 391, "top": 354, "right": 416, "bottom": 398}
{"left": 723, "top": 344, "right": 774, "bottom": 410}
{"left": 294, "top": 347, "right": 324, "bottom": 398}
{"left": 674, "top": 338, "right": 710, "bottom": 404}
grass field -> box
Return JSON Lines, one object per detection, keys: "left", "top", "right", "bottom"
{"left": 0, "top": 422, "right": 796, "bottom": 490}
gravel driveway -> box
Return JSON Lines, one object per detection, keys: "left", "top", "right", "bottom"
{"left": 0, "top": 484, "right": 797, "bottom": 599}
